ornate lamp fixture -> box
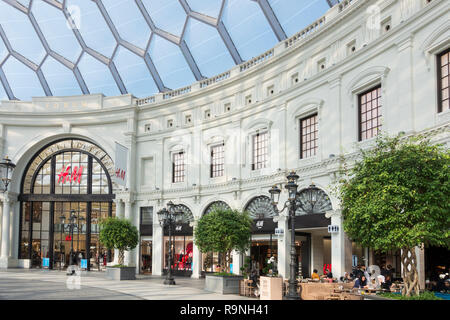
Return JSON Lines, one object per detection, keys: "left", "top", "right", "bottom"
{"left": 0, "top": 156, "right": 16, "bottom": 192}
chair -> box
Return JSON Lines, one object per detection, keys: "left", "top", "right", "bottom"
{"left": 244, "top": 279, "right": 256, "bottom": 297}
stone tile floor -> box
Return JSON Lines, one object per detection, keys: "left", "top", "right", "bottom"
{"left": 0, "top": 269, "right": 254, "bottom": 300}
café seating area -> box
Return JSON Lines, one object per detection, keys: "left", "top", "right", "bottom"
{"left": 239, "top": 277, "right": 403, "bottom": 300}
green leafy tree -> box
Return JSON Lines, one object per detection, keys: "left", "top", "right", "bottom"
{"left": 99, "top": 217, "right": 139, "bottom": 266}
{"left": 338, "top": 134, "right": 450, "bottom": 296}
{"left": 194, "top": 208, "right": 252, "bottom": 274}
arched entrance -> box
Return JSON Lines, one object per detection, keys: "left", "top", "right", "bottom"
{"left": 18, "top": 138, "right": 116, "bottom": 270}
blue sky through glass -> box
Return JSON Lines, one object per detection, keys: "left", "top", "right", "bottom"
{"left": 186, "top": 0, "right": 222, "bottom": 18}
{"left": 2, "top": 56, "right": 44, "bottom": 99}
{"left": 77, "top": 53, "right": 119, "bottom": 96}
{"left": 40, "top": 56, "right": 82, "bottom": 97}
{"left": 114, "top": 46, "right": 158, "bottom": 98}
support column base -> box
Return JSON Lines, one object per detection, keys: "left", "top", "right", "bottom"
{"left": 0, "top": 257, "right": 18, "bottom": 269}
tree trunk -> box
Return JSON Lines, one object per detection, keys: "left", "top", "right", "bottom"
{"left": 401, "top": 247, "right": 420, "bottom": 296}
{"left": 118, "top": 249, "right": 124, "bottom": 265}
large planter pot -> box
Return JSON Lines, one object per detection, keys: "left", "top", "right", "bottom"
{"left": 259, "top": 276, "right": 283, "bottom": 300}
{"left": 106, "top": 267, "right": 136, "bottom": 280}
{"left": 205, "top": 274, "right": 244, "bottom": 294}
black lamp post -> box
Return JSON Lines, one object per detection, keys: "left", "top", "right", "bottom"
{"left": 60, "top": 209, "right": 85, "bottom": 270}
{"left": 0, "top": 156, "right": 16, "bottom": 192}
{"left": 269, "top": 171, "right": 301, "bottom": 300}
{"left": 157, "top": 201, "right": 183, "bottom": 285}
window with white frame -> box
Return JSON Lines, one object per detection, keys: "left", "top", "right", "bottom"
{"left": 300, "top": 113, "right": 318, "bottom": 159}
{"left": 172, "top": 151, "right": 185, "bottom": 183}
{"left": 252, "top": 131, "right": 268, "bottom": 170}
{"left": 210, "top": 143, "right": 225, "bottom": 178}
{"left": 359, "top": 85, "right": 382, "bottom": 141}
{"left": 438, "top": 48, "right": 450, "bottom": 113}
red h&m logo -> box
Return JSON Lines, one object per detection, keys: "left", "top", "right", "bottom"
{"left": 57, "top": 166, "right": 83, "bottom": 184}
{"left": 115, "top": 168, "right": 126, "bottom": 181}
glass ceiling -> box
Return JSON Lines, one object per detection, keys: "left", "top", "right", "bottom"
{"left": 0, "top": 0, "right": 337, "bottom": 101}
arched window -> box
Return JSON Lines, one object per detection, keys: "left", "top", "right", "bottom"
{"left": 18, "top": 139, "right": 115, "bottom": 270}
{"left": 244, "top": 196, "right": 277, "bottom": 220}
{"left": 295, "top": 185, "right": 332, "bottom": 216}
{"left": 203, "top": 201, "right": 231, "bottom": 216}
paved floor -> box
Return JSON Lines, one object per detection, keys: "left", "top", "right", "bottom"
{"left": 0, "top": 269, "right": 254, "bottom": 300}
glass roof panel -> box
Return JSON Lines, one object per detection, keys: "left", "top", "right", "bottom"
{"left": 31, "top": 0, "right": 82, "bottom": 63}
{"left": 77, "top": 53, "right": 119, "bottom": 96}
{"left": 113, "top": 46, "right": 158, "bottom": 98}
{"left": 268, "top": 0, "right": 330, "bottom": 37}
{"left": 222, "top": 0, "right": 278, "bottom": 62}
{"left": 142, "top": 0, "right": 187, "bottom": 37}
{"left": 2, "top": 56, "right": 44, "bottom": 99}
{"left": 40, "top": 56, "right": 81, "bottom": 97}
{"left": 65, "top": 0, "right": 116, "bottom": 58}
{"left": 0, "top": 2, "right": 46, "bottom": 64}
{"left": 0, "top": 0, "right": 332, "bottom": 100}
{"left": 148, "top": 35, "right": 195, "bottom": 90}
{"left": 102, "top": 0, "right": 151, "bottom": 50}
{"left": 186, "top": 0, "right": 222, "bottom": 18}
{"left": 183, "top": 18, "right": 234, "bottom": 78}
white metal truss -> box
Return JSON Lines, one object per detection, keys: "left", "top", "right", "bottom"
{"left": 0, "top": 0, "right": 338, "bottom": 100}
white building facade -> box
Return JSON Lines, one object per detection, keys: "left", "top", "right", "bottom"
{"left": 0, "top": 0, "right": 449, "bottom": 289}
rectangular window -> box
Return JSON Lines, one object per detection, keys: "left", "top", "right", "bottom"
{"left": 438, "top": 48, "right": 450, "bottom": 113}
{"left": 359, "top": 85, "right": 382, "bottom": 141}
{"left": 300, "top": 114, "right": 318, "bottom": 159}
{"left": 252, "top": 131, "right": 268, "bottom": 170}
{"left": 210, "top": 144, "right": 224, "bottom": 178}
{"left": 172, "top": 151, "right": 185, "bottom": 183}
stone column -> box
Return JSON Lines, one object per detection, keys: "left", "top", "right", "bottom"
{"left": 124, "top": 199, "right": 135, "bottom": 267}
{"left": 276, "top": 215, "right": 290, "bottom": 279}
{"left": 0, "top": 195, "right": 16, "bottom": 268}
{"left": 152, "top": 220, "right": 163, "bottom": 276}
{"left": 325, "top": 209, "right": 347, "bottom": 279}
{"left": 191, "top": 220, "right": 202, "bottom": 279}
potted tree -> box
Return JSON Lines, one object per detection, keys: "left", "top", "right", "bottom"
{"left": 99, "top": 217, "right": 139, "bottom": 280}
{"left": 338, "top": 134, "right": 450, "bottom": 297}
{"left": 194, "top": 208, "right": 252, "bottom": 294}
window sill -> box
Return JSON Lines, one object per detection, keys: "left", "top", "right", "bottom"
{"left": 437, "top": 109, "right": 450, "bottom": 125}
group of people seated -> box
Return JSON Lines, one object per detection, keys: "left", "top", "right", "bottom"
{"left": 309, "top": 265, "right": 398, "bottom": 292}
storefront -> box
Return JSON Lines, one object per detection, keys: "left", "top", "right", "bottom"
{"left": 163, "top": 204, "right": 194, "bottom": 276}
{"left": 139, "top": 207, "right": 153, "bottom": 274}
{"left": 245, "top": 196, "right": 278, "bottom": 276}
{"left": 18, "top": 139, "right": 116, "bottom": 270}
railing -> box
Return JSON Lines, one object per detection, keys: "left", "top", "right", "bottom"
{"left": 163, "top": 86, "right": 191, "bottom": 100}
{"left": 239, "top": 49, "right": 274, "bottom": 72}
{"left": 200, "top": 71, "right": 231, "bottom": 88}
{"left": 338, "top": 0, "right": 356, "bottom": 12}
{"left": 136, "top": 96, "right": 155, "bottom": 106}
{"left": 284, "top": 16, "right": 326, "bottom": 49}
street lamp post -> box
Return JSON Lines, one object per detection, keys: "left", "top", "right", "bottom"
{"left": 60, "top": 209, "right": 85, "bottom": 273}
{"left": 269, "top": 171, "right": 301, "bottom": 300}
{"left": 157, "top": 201, "right": 183, "bottom": 285}
{"left": 0, "top": 156, "right": 16, "bottom": 192}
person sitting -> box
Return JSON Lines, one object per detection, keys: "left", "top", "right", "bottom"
{"left": 353, "top": 275, "right": 368, "bottom": 289}
{"left": 321, "top": 269, "right": 334, "bottom": 283}
{"left": 381, "top": 275, "right": 394, "bottom": 292}
{"left": 311, "top": 269, "right": 320, "bottom": 281}
{"left": 340, "top": 272, "right": 352, "bottom": 283}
